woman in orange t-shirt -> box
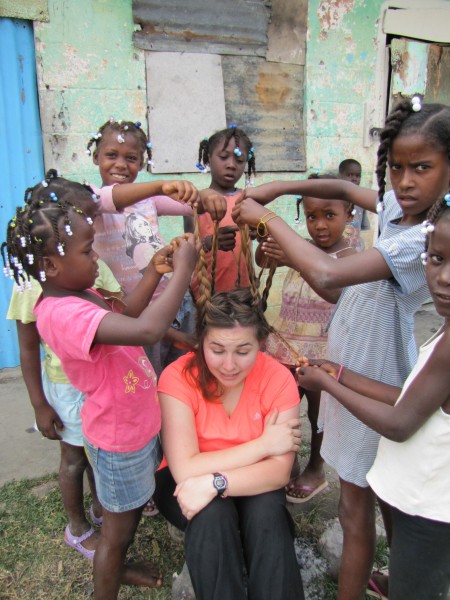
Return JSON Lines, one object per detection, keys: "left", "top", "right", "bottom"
{"left": 154, "top": 288, "right": 304, "bottom": 600}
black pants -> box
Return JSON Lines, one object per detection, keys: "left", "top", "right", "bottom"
{"left": 154, "top": 467, "right": 305, "bottom": 600}
{"left": 389, "top": 506, "right": 450, "bottom": 600}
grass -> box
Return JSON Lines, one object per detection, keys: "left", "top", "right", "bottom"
{"left": 0, "top": 472, "right": 391, "bottom": 599}
{"left": 0, "top": 475, "right": 184, "bottom": 599}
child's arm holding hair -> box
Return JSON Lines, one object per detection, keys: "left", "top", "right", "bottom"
{"left": 16, "top": 321, "right": 63, "bottom": 439}
{"left": 94, "top": 235, "right": 198, "bottom": 346}
{"left": 243, "top": 179, "right": 377, "bottom": 213}
{"left": 233, "top": 198, "right": 390, "bottom": 290}
{"left": 297, "top": 332, "right": 450, "bottom": 441}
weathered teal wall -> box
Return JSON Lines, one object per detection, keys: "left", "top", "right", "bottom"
{"left": 305, "top": 0, "right": 385, "bottom": 186}
{"left": 33, "top": 0, "right": 385, "bottom": 318}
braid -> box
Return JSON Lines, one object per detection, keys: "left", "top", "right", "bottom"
{"left": 376, "top": 99, "right": 411, "bottom": 208}
{"left": 422, "top": 195, "right": 450, "bottom": 255}
{"left": 239, "top": 225, "right": 260, "bottom": 305}
{"left": 209, "top": 220, "right": 219, "bottom": 297}
{"left": 193, "top": 206, "right": 213, "bottom": 335}
{"left": 260, "top": 260, "right": 277, "bottom": 312}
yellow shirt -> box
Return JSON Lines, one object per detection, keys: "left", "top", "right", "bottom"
{"left": 6, "top": 260, "right": 121, "bottom": 383}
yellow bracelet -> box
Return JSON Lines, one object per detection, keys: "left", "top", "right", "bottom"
{"left": 256, "top": 212, "right": 279, "bottom": 238}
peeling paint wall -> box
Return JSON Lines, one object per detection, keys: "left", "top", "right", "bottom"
{"left": 306, "top": 0, "right": 385, "bottom": 185}
{"left": 33, "top": 0, "right": 386, "bottom": 320}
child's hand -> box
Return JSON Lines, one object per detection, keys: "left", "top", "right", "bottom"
{"left": 152, "top": 245, "right": 174, "bottom": 274}
{"left": 162, "top": 181, "right": 200, "bottom": 207}
{"left": 259, "top": 236, "right": 289, "bottom": 266}
{"left": 198, "top": 189, "right": 227, "bottom": 221}
{"left": 202, "top": 226, "right": 239, "bottom": 252}
{"left": 295, "top": 360, "right": 341, "bottom": 390}
{"left": 232, "top": 196, "right": 267, "bottom": 228}
{"left": 35, "top": 404, "right": 64, "bottom": 441}
{"left": 171, "top": 233, "right": 198, "bottom": 273}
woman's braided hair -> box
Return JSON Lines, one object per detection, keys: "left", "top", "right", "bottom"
{"left": 376, "top": 99, "right": 450, "bottom": 210}
{"left": 2, "top": 170, "right": 96, "bottom": 289}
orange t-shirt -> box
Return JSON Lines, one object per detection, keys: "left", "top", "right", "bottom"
{"left": 190, "top": 191, "right": 251, "bottom": 300}
{"left": 157, "top": 352, "right": 300, "bottom": 458}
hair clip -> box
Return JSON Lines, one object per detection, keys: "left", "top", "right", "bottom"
{"left": 421, "top": 220, "right": 435, "bottom": 234}
{"left": 86, "top": 216, "right": 93, "bottom": 225}
{"left": 64, "top": 224, "right": 73, "bottom": 236}
{"left": 444, "top": 193, "right": 450, "bottom": 206}
{"left": 146, "top": 142, "right": 152, "bottom": 149}
{"left": 39, "top": 270, "right": 46, "bottom": 282}
{"left": 57, "top": 242, "right": 65, "bottom": 256}
{"left": 117, "top": 119, "right": 123, "bottom": 125}
{"left": 27, "top": 254, "right": 34, "bottom": 265}
{"left": 147, "top": 159, "right": 154, "bottom": 166}
{"left": 91, "top": 193, "right": 99, "bottom": 201}
{"left": 50, "top": 192, "right": 58, "bottom": 202}
{"left": 228, "top": 123, "right": 237, "bottom": 129}
{"left": 135, "top": 122, "right": 141, "bottom": 128}
{"left": 247, "top": 152, "right": 253, "bottom": 160}
{"left": 234, "top": 148, "right": 242, "bottom": 157}
{"left": 351, "top": 208, "right": 357, "bottom": 216}
{"left": 376, "top": 202, "right": 384, "bottom": 213}
{"left": 124, "top": 125, "right": 129, "bottom": 131}
{"left": 42, "top": 180, "right": 49, "bottom": 188}
{"left": 117, "top": 134, "right": 125, "bottom": 143}
{"left": 20, "top": 236, "right": 26, "bottom": 247}
{"left": 420, "top": 251, "right": 428, "bottom": 265}
{"left": 85, "top": 149, "right": 91, "bottom": 155}
{"left": 411, "top": 95, "right": 422, "bottom": 112}
{"left": 196, "top": 163, "right": 206, "bottom": 172}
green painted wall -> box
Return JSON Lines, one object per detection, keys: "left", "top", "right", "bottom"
{"left": 33, "top": 0, "right": 385, "bottom": 317}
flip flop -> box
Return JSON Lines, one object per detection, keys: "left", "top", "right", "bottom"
{"left": 64, "top": 525, "right": 95, "bottom": 560}
{"left": 90, "top": 504, "right": 103, "bottom": 526}
{"left": 142, "top": 497, "right": 159, "bottom": 517}
{"left": 286, "top": 480, "right": 329, "bottom": 504}
{"left": 367, "top": 577, "right": 388, "bottom": 600}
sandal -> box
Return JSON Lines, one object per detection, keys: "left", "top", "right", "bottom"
{"left": 367, "top": 577, "right": 388, "bottom": 600}
{"left": 286, "top": 480, "right": 329, "bottom": 504}
{"left": 90, "top": 504, "right": 103, "bottom": 527}
{"left": 64, "top": 525, "right": 95, "bottom": 560}
{"left": 142, "top": 497, "right": 159, "bottom": 517}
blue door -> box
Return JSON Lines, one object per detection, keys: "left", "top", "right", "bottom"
{"left": 0, "top": 18, "right": 44, "bottom": 368}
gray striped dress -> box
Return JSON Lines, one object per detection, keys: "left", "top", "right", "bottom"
{"left": 319, "top": 190, "right": 430, "bottom": 487}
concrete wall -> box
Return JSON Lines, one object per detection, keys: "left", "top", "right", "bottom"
{"left": 33, "top": 0, "right": 386, "bottom": 318}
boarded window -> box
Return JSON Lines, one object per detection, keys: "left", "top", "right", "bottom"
{"left": 132, "top": 0, "right": 307, "bottom": 173}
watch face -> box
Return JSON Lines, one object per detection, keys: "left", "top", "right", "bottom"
{"left": 213, "top": 473, "right": 228, "bottom": 495}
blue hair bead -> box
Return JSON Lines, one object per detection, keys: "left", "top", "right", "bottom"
{"left": 146, "top": 142, "right": 152, "bottom": 149}
{"left": 50, "top": 192, "right": 58, "bottom": 202}
{"left": 196, "top": 163, "right": 205, "bottom": 172}
{"left": 228, "top": 123, "right": 237, "bottom": 129}
{"left": 135, "top": 122, "right": 141, "bottom": 128}
{"left": 234, "top": 148, "right": 242, "bottom": 157}
{"left": 444, "top": 193, "right": 450, "bottom": 206}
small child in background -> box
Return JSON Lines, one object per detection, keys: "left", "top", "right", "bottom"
{"left": 296, "top": 193, "right": 450, "bottom": 600}
{"left": 2, "top": 171, "right": 198, "bottom": 598}
{"left": 258, "top": 176, "right": 355, "bottom": 503}
{"left": 190, "top": 125, "right": 256, "bottom": 299}
{"left": 338, "top": 158, "right": 370, "bottom": 251}
{"left": 6, "top": 257, "right": 121, "bottom": 559}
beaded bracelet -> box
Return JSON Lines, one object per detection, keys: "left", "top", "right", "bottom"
{"left": 256, "top": 211, "right": 279, "bottom": 238}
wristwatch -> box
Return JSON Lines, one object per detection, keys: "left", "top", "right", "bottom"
{"left": 212, "top": 472, "right": 228, "bottom": 498}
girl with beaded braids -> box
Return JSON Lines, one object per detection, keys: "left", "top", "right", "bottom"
{"left": 2, "top": 170, "right": 198, "bottom": 599}
{"left": 190, "top": 125, "right": 256, "bottom": 301}
{"left": 85, "top": 117, "right": 225, "bottom": 380}
{"left": 233, "top": 98, "right": 450, "bottom": 600}
{"left": 296, "top": 192, "right": 450, "bottom": 600}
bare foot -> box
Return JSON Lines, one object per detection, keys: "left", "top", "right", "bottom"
{"left": 121, "top": 561, "right": 163, "bottom": 588}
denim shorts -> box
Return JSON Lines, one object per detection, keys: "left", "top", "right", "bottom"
{"left": 84, "top": 436, "right": 162, "bottom": 513}
{"left": 41, "top": 370, "right": 85, "bottom": 446}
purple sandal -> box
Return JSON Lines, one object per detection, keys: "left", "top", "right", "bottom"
{"left": 89, "top": 504, "right": 103, "bottom": 526}
{"left": 64, "top": 525, "right": 95, "bottom": 560}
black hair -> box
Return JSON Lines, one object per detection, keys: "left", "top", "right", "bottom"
{"left": 338, "top": 158, "right": 361, "bottom": 174}
{"left": 2, "top": 169, "right": 95, "bottom": 287}
{"left": 86, "top": 119, "right": 152, "bottom": 171}
{"left": 197, "top": 126, "right": 256, "bottom": 180}
{"left": 376, "top": 99, "right": 450, "bottom": 208}
{"left": 424, "top": 194, "right": 450, "bottom": 252}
